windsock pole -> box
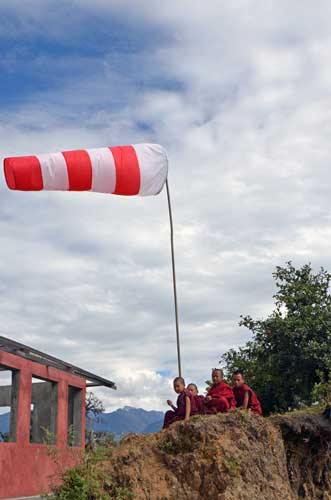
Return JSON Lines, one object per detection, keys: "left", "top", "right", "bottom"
{"left": 165, "top": 180, "right": 182, "bottom": 377}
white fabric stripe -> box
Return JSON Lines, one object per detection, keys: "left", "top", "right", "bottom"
{"left": 87, "top": 147, "right": 116, "bottom": 194}
{"left": 133, "top": 144, "right": 168, "bottom": 196}
{"left": 37, "top": 152, "right": 69, "bottom": 190}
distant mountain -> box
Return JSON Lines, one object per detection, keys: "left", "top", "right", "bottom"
{"left": 87, "top": 406, "right": 164, "bottom": 439}
{"left": 0, "top": 407, "right": 164, "bottom": 441}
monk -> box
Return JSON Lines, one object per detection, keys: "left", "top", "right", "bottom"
{"left": 163, "top": 377, "right": 198, "bottom": 428}
{"left": 205, "top": 368, "right": 236, "bottom": 414}
{"left": 187, "top": 383, "right": 205, "bottom": 414}
{"left": 232, "top": 370, "right": 262, "bottom": 415}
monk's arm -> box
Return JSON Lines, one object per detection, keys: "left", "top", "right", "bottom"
{"left": 167, "top": 399, "right": 177, "bottom": 411}
{"left": 242, "top": 391, "right": 250, "bottom": 409}
{"left": 185, "top": 396, "right": 191, "bottom": 421}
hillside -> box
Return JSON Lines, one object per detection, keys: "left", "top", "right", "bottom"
{"left": 95, "top": 409, "right": 331, "bottom": 500}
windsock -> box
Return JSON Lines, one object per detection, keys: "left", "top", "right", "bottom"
{"left": 4, "top": 143, "right": 168, "bottom": 196}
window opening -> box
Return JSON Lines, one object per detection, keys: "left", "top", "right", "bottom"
{"left": 0, "top": 365, "right": 20, "bottom": 442}
{"left": 67, "top": 386, "right": 82, "bottom": 446}
{"left": 30, "top": 376, "right": 57, "bottom": 444}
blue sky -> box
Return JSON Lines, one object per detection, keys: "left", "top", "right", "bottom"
{"left": 0, "top": 4, "right": 175, "bottom": 113}
{"left": 1, "top": 1, "right": 331, "bottom": 410}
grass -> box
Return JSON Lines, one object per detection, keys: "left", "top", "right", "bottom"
{"left": 271, "top": 403, "right": 325, "bottom": 418}
{"left": 223, "top": 455, "right": 241, "bottom": 477}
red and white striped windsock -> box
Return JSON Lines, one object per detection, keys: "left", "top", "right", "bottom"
{"left": 3, "top": 143, "right": 168, "bottom": 196}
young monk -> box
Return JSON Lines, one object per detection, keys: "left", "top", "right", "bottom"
{"left": 187, "top": 383, "right": 205, "bottom": 414}
{"left": 205, "top": 368, "right": 236, "bottom": 414}
{"left": 232, "top": 369, "right": 262, "bottom": 415}
{"left": 163, "top": 377, "right": 198, "bottom": 428}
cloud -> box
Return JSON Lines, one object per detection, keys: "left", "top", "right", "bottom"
{"left": 1, "top": 2, "right": 331, "bottom": 411}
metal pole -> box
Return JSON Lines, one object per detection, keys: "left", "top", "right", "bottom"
{"left": 165, "top": 179, "right": 182, "bottom": 377}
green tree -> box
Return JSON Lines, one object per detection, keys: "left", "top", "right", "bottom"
{"left": 222, "top": 262, "right": 331, "bottom": 414}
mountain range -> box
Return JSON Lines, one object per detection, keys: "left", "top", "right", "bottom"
{"left": 87, "top": 406, "right": 164, "bottom": 439}
{"left": 0, "top": 406, "right": 164, "bottom": 441}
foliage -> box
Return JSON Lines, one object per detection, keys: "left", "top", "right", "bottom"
{"left": 158, "top": 437, "right": 177, "bottom": 454}
{"left": 222, "top": 262, "right": 331, "bottom": 414}
{"left": 67, "top": 424, "right": 75, "bottom": 447}
{"left": 50, "top": 467, "right": 89, "bottom": 500}
{"left": 223, "top": 455, "right": 241, "bottom": 477}
{"left": 312, "top": 371, "right": 331, "bottom": 406}
{"left": 42, "top": 426, "right": 57, "bottom": 446}
{"left": 85, "top": 429, "right": 117, "bottom": 452}
{"left": 46, "top": 437, "right": 132, "bottom": 500}
{"left": 0, "top": 431, "right": 9, "bottom": 442}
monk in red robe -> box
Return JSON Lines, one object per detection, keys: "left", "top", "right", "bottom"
{"left": 204, "top": 368, "right": 236, "bottom": 414}
{"left": 163, "top": 377, "right": 198, "bottom": 428}
{"left": 187, "top": 383, "right": 206, "bottom": 414}
{"left": 232, "top": 370, "right": 262, "bottom": 415}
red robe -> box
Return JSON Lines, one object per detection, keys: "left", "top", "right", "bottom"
{"left": 194, "top": 395, "right": 206, "bottom": 415}
{"left": 233, "top": 383, "right": 262, "bottom": 415}
{"left": 163, "top": 389, "right": 198, "bottom": 428}
{"left": 205, "top": 381, "right": 236, "bottom": 414}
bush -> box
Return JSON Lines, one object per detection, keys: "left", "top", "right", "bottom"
{"left": 45, "top": 435, "right": 132, "bottom": 500}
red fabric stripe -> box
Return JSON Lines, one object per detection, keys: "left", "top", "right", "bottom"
{"left": 62, "top": 150, "right": 92, "bottom": 191}
{"left": 4, "top": 156, "right": 43, "bottom": 191}
{"left": 110, "top": 146, "right": 140, "bottom": 196}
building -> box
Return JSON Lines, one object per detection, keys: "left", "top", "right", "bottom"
{"left": 0, "top": 336, "right": 115, "bottom": 499}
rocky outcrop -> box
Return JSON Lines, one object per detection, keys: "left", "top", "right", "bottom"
{"left": 272, "top": 412, "right": 331, "bottom": 499}
{"left": 100, "top": 410, "right": 331, "bottom": 500}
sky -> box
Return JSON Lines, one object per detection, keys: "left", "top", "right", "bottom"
{"left": 1, "top": 1, "right": 331, "bottom": 411}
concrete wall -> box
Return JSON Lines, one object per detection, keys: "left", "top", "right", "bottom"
{"left": 0, "top": 349, "right": 86, "bottom": 499}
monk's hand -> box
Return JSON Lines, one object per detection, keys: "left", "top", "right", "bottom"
{"left": 205, "top": 395, "right": 212, "bottom": 402}
{"left": 167, "top": 399, "right": 173, "bottom": 407}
